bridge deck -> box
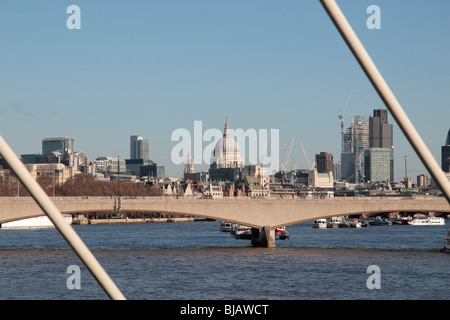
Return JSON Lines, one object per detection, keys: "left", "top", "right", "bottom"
{"left": 1, "top": 196, "right": 449, "bottom": 229}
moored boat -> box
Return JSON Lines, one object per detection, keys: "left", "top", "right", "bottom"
{"left": 0, "top": 214, "right": 73, "bottom": 228}
{"left": 327, "top": 216, "right": 342, "bottom": 228}
{"left": 338, "top": 221, "right": 351, "bottom": 228}
{"left": 408, "top": 217, "right": 445, "bottom": 226}
{"left": 234, "top": 225, "right": 252, "bottom": 240}
{"left": 278, "top": 230, "right": 290, "bottom": 240}
{"left": 392, "top": 216, "right": 412, "bottom": 225}
{"left": 349, "top": 219, "right": 362, "bottom": 228}
{"left": 312, "top": 219, "right": 327, "bottom": 229}
{"left": 220, "top": 221, "right": 233, "bottom": 232}
{"left": 369, "top": 216, "right": 392, "bottom": 226}
{"left": 275, "top": 226, "right": 290, "bottom": 240}
{"left": 359, "top": 221, "right": 370, "bottom": 227}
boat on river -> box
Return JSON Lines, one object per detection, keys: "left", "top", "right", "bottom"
{"left": 234, "top": 225, "right": 252, "bottom": 240}
{"left": 392, "top": 216, "right": 412, "bottom": 225}
{"left": 349, "top": 219, "right": 362, "bottom": 228}
{"left": 0, "top": 214, "right": 73, "bottom": 228}
{"left": 275, "top": 226, "right": 290, "bottom": 240}
{"left": 313, "top": 219, "right": 327, "bottom": 229}
{"left": 408, "top": 217, "right": 445, "bottom": 226}
{"left": 368, "top": 216, "right": 392, "bottom": 226}
{"left": 338, "top": 220, "right": 351, "bottom": 228}
{"left": 327, "top": 217, "right": 342, "bottom": 228}
{"left": 220, "top": 221, "right": 233, "bottom": 232}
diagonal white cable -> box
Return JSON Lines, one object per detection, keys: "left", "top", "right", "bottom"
{"left": 320, "top": 0, "right": 450, "bottom": 204}
{"left": 0, "top": 135, "right": 126, "bottom": 300}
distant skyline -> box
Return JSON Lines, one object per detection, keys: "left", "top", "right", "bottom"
{"left": 1, "top": 0, "right": 449, "bottom": 180}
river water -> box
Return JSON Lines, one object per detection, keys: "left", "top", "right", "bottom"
{"left": 0, "top": 220, "right": 449, "bottom": 300}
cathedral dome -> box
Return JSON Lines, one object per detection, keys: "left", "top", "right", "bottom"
{"left": 210, "top": 117, "right": 244, "bottom": 168}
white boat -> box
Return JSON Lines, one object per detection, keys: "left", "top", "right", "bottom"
{"left": 327, "top": 216, "right": 342, "bottom": 228}
{"left": 234, "top": 225, "right": 252, "bottom": 240}
{"left": 313, "top": 219, "right": 327, "bottom": 229}
{"left": 1, "top": 214, "right": 73, "bottom": 228}
{"left": 441, "top": 229, "right": 450, "bottom": 253}
{"left": 220, "top": 221, "right": 233, "bottom": 232}
{"left": 407, "top": 217, "right": 445, "bottom": 226}
{"left": 349, "top": 219, "right": 362, "bottom": 228}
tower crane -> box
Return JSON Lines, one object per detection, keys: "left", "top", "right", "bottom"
{"left": 338, "top": 89, "right": 354, "bottom": 151}
{"left": 299, "top": 141, "right": 312, "bottom": 170}
{"left": 283, "top": 135, "right": 296, "bottom": 171}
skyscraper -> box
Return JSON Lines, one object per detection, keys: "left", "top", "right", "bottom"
{"left": 130, "top": 135, "right": 150, "bottom": 160}
{"left": 315, "top": 152, "right": 333, "bottom": 173}
{"left": 340, "top": 115, "right": 368, "bottom": 182}
{"left": 365, "top": 109, "right": 394, "bottom": 182}
{"left": 369, "top": 109, "right": 393, "bottom": 148}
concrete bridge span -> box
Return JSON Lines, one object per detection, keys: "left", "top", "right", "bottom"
{"left": 1, "top": 196, "right": 449, "bottom": 247}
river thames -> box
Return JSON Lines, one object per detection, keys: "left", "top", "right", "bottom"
{"left": 0, "top": 220, "right": 448, "bottom": 300}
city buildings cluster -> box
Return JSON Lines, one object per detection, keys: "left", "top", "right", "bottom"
{"left": 0, "top": 135, "right": 164, "bottom": 189}
{"left": 0, "top": 112, "right": 449, "bottom": 198}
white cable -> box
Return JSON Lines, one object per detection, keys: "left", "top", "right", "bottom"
{"left": 0, "top": 135, "right": 126, "bottom": 300}
{"left": 320, "top": 0, "right": 450, "bottom": 203}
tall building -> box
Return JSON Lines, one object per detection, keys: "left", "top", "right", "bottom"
{"left": 340, "top": 115, "right": 368, "bottom": 182}
{"left": 130, "top": 135, "right": 150, "bottom": 160}
{"left": 315, "top": 152, "right": 333, "bottom": 173}
{"left": 364, "top": 148, "right": 393, "bottom": 182}
{"left": 365, "top": 109, "right": 394, "bottom": 182}
{"left": 442, "top": 129, "right": 450, "bottom": 173}
{"left": 341, "top": 152, "right": 355, "bottom": 182}
{"left": 369, "top": 109, "right": 393, "bottom": 148}
{"left": 42, "top": 137, "right": 75, "bottom": 156}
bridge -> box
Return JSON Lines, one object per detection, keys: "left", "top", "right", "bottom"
{"left": 1, "top": 196, "right": 449, "bottom": 247}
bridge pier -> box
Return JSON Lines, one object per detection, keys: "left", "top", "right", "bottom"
{"left": 251, "top": 226, "right": 275, "bottom": 248}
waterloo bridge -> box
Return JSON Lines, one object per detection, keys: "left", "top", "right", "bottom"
{"left": 1, "top": 196, "right": 449, "bottom": 247}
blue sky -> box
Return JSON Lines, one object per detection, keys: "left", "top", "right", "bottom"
{"left": 0, "top": 0, "right": 449, "bottom": 179}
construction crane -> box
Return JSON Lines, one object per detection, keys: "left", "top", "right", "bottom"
{"left": 283, "top": 135, "right": 296, "bottom": 171}
{"left": 299, "top": 141, "right": 312, "bottom": 170}
{"left": 338, "top": 89, "right": 354, "bottom": 151}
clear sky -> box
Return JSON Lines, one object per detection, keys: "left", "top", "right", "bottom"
{"left": 1, "top": 0, "right": 449, "bottom": 179}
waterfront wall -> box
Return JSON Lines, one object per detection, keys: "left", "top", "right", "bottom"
{"left": 74, "top": 217, "right": 198, "bottom": 225}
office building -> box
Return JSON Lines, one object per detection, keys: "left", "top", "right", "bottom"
{"left": 130, "top": 135, "right": 150, "bottom": 160}
{"left": 369, "top": 109, "right": 393, "bottom": 148}
{"left": 21, "top": 154, "right": 42, "bottom": 164}
{"left": 333, "top": 161, "right": 341, "bottom": 181}
{"left": 94, "top": 157, "right": 126, "bottom": 174}
{"left": 341, "top": 152, "right": 355, "bottom": 182}
{"left": 25, "top": 163, "right": 75, "bottom": 185}
{"left": 315, "top": 152, "right": 333, "bottom": 173}
{"left": 126, "top": 158, "right": 153, "bottom": 176}
{"left": 364, "top": 148, "right": 393, "bottom": 182}
{"left": 42, "top": 137, "right": 75, "bottom": 156}
{"left": 340, "top": 115, "right": 368, "bottom": 182}
{"left": 365, "top": 109, "right": 394, "bottom": 182}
